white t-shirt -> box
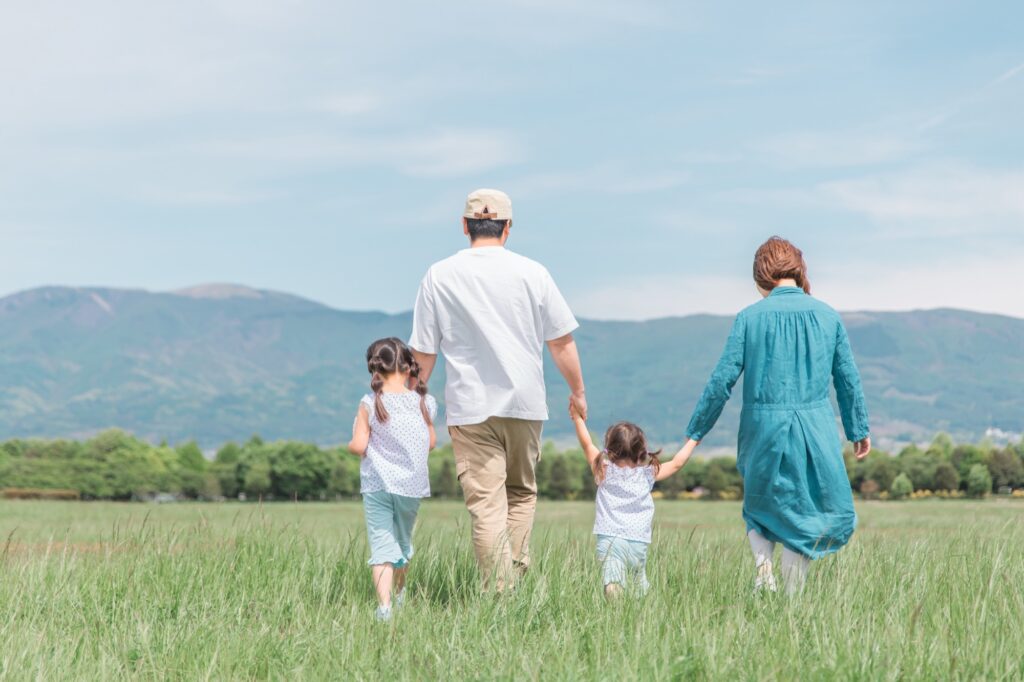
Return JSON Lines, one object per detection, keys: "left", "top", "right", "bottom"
{"left": 593, "top": 461, "right": 657, "bottom": 543}
{"left": 359, "top": 392, "right": 437, "bottom": 498}
{"left": 409, "top": 247, "right": 578, "bottom": 426}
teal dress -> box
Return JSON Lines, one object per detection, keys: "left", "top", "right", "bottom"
{"left": 686, "top": 286, "right": 869, "bottom": 559}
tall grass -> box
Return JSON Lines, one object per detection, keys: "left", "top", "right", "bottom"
{"left": 0, "top": 500, "right": 1022, "bottom": 680}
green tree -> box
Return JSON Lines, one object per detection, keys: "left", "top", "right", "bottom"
{"left": 987, "top": 447, "right": 1023, "bottom": 489}
{"left": 215, "top": 442, "right": 242, "bottom": 465}
{"left": 951, "top": 445, "right": 988, "bottom": 485}
{"left": 933, "top": 463, "right": 960, "bottom": 492}
{"left": 889, "top": 473, "right": 913, "bottom": 500}
{"left": 433, "top": 458, "right": 459, "bottom": 498}
{"left": 175, "top": 441, "right": 207, "bottom": 473}
{"left": 898, "top": 446, "right": 938, "bottom": 491}
{"left": 703, "top": 464, "right": 729, "bottom": 500}
{"left": 269, "top": 442, "right": 332, "bottom": 500}
{"left": 928, "top": 433, "right": 955, "bottom": 460}
{"left": 547, "top": 454, "right": 582, "bottom": 500}
{"left": 243, "top": 460, "right": 272, "bottom": 498}
{"left": 865, "top": 454, "right": 898, "bottom": 493}
{"left": 966, "top": 464, "right": 992, "bottom": 498}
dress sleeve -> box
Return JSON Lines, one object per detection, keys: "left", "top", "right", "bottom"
{"left": 685, "top": 313, "right": 746, "bottom": 441}
{"left": 832, "top": 321, "right": 870, "bottom": 442}
{"left": 409, "top": 271, "right": 442, "bottom": 354}
{"left": 426, "top": 394, "right": 438, "bottom": 422}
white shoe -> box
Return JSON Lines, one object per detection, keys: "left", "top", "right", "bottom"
{"left": 753, "top": 574, "right": 778, "bottom": 593}
{"left": 393, "top": 589, "right": 406, "bottom": 610}
{"left": 375, "top": 605, "right": 392, "bottom": 622}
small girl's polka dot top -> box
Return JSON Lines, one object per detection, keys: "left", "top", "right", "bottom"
{"left": 359, "top": 392, "right": 437, "bottom": 498}
{"left": 593, "top": 458, "right": 656, "bottom": 543}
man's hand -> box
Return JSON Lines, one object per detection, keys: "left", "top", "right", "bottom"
{"left": 569, "top": 392, "right": 588, "bottom": 422}
{"left": 854, "top": 437, "right": 872, "bottom": 460}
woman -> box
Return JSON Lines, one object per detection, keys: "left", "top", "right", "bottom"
{"left": 683, "top": 237, "right": 871, "bottom": 594}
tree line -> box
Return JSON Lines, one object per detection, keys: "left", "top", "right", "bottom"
{"left": 0, "top": 430, "right": 1022, "bottom": 502}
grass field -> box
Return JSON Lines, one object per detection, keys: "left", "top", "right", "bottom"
{"left": 1, "top": 499, "right": 1023, "bottom": 680}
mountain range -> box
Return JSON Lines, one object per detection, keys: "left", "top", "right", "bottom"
{"left": 1, "top": 284, "right": 1022, "bottom": 449}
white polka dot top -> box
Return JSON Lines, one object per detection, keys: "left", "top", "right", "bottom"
{"left": 359, "top": 392, "right": 437, "bottom": 498}
{"left": 593, "top": 458, "right": 656, "bottom": 543}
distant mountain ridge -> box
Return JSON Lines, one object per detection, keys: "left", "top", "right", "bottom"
{"left": 1, "top": 285, "right": 1022, "bottom": 449}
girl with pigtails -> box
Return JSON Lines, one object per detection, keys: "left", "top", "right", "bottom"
{"left": 348, "top": 337, "right": 437, "bottom": 622}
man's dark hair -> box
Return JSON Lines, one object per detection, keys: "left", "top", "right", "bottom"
{"left": 466, "top": 218, "right": 509, "bottom": 241}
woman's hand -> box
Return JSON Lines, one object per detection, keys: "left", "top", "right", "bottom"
{"left": 853, "top": 437, "right": 871, "bottom": 460}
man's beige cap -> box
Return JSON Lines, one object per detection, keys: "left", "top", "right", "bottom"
{"left": 463, "top": 188, "right": 512, "bottom": 221}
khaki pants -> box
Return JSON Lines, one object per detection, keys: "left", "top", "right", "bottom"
{"left": 449, "top": 417, "right": 543, "bottom": 591}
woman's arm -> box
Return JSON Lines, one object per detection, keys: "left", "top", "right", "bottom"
{"left": 832, "top": 321, "right": 871, "bottom": 459}
{"left": 655, "top": 438, "right": 699, "bottom": 481}
{"left": 348, "top": 403, "right": 370, "bottom": 456}
{"left": 685, "top": 314, "right": 746, "bottom": 442}
{"left": 571, "top": 405, "right": 602, "bottom": 472}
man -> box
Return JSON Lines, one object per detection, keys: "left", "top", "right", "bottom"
{"left": 409, "top": 188, "right": 587, "bottom": 591}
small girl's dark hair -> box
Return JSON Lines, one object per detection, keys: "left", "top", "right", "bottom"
{"left": 365, "top": 337, "right": 431, "bottom": 425}
{"left": 594, "top": 422, "right": 661, "bottom": 485}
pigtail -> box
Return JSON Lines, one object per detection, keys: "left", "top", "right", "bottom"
{"left": 647, "top": 450, "right": 662, "bottom": 477}
{"left": 404, "top": 347, "right": 432, "bottom": 425}
{"left": 370, "top": 362, "right": 389, "bottom": 423}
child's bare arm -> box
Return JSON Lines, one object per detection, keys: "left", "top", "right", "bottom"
{"left": 348, "top": 403, "right": 370, "bottom": 456}
{"left": 571, "top": 406, "right": 602, "bottom": 471}
{"left": 655, "top": 438, "right": 699, "bottom": 481}
{"left": 428, "top": 422, "right": 437, "bottom": 451}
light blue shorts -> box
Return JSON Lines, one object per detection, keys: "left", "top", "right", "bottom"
{"left": 363, "top": 491, "right": 421, "bottom": 567}
{"left": 596, "top": 534, "right": 650, "bottom": 594}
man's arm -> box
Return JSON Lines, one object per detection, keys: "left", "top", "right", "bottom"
{"left": 412, "top": 350, "right": 437, "bottom": 386}
{"left": 546, "top": 333, "right": 587, "bottom": 420}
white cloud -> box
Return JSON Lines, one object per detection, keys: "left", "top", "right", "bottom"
{"left": 312, "top": 93, "right": 382, "bottom": 116}
{"left": 820, "top": 164, "right": 1024, "bottom": 223}
{"left": 511, "top": 164, "right": 689, "bottom": 198}
{"left": 760, "top": 132, "right": 920, "bottom": 168}
{"left": 198, "top": 129, "right": 526, "bottom": 178}
{"left": 727, "top": 163, "right": 1024, "bottom": 238}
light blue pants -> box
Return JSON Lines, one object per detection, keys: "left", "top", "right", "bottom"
{"left": 595, "top": 534, "right": 650, "bottom": 595}
{"left": 363, "top": 491, "right": 421, "bottom": 567}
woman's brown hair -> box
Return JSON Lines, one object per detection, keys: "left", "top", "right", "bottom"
{"left": 365, "top": 337, "right": 431, "bottom": 425}
{"left": 594, "top": 422, "right": 661, "bottom": 484}
{"left": 753, "top": 236, "right": 811, "bottom": 294}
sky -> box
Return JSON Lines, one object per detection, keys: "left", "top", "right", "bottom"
{"left": 2, "top": 0, "right": 1023, "bottom": 320}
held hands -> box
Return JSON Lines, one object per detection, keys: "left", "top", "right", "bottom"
{"left": 853, "top": 437, "right": 872, "bottom": 460}
{"left": 569, "top": 392, "right": 588, "bottom": 421}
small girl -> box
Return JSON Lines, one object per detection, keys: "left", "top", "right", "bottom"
{"left": 572, "top": 408, "right": 695, "bottom": 597}
{"left": 348, "top": 337, "right": 437, "bottom": 621}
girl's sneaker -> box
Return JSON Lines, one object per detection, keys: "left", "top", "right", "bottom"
{"left": 393, "top": 589, "right": 406, "bottom": 610}
{"left": 375, "top": 605, "right": 392, "bottom": 622}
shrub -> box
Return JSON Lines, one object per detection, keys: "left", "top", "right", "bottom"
{"left": 967, "top": 464, "right": 993, "bottom": 498}
{"left": 2, "top": 488, "right": 80, "bottom": 500}
{"left": 933, "top": 463, "right": 960, "bottom": 492}
{"left": 889, "top": 473, "right": 913, "bottom": 500}
{"left": 859, "top": 479, "right": 881, "bottom": 500}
